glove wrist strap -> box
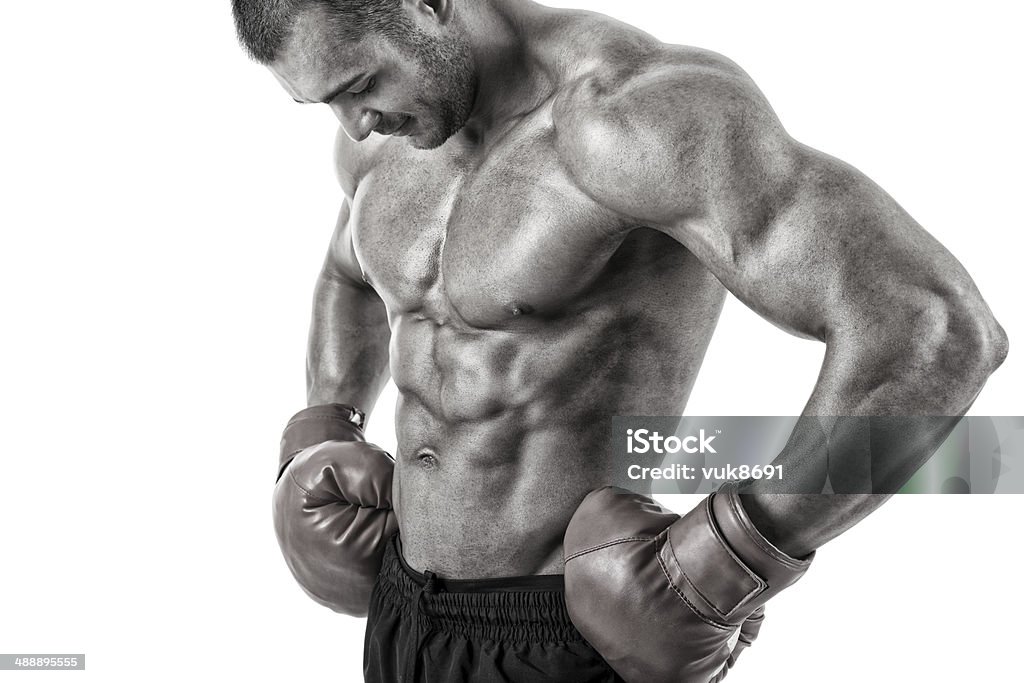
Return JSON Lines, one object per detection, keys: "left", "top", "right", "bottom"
{"left": 657, "top": 481, "right": 814, "bottom": 625}
{"left": 710, "top": 481, "right": 814, "bottom": 609}
{"left": 278, "top": 403, "right": 366, "bottom": 480}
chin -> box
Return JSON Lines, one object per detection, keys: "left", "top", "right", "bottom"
{"left": 408, "top": 136, "right": 440, "bottom": 151}
{"left": 408, "top": 129, "right": 455, "bottom": 151}
{"left": 411, "top": 119, "right": 470, "bottom": 150}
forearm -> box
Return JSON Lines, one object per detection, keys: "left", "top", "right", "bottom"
{"left": 738, "top": 416, "right": 963, "bottom": 558}
{"left": 306, "top": 270, "right": 391, "bottom": 416}
{"left": 739, "top": 307, "right": 1007, "bottom": 557}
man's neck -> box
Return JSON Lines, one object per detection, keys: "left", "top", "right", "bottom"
{"left": 457, "top": 0, "right": 552, "bottom": 145}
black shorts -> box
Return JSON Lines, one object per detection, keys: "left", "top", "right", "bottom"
{"left": 363, "top": 534, "right": 624, "bottom": 683}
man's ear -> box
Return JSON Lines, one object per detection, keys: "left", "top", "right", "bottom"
{"left": 407, "top": 0, "right": 453, "bottom": 26}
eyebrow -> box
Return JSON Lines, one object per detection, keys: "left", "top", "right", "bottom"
{"left": 294, "top": 73, "right": 366, "bottom": 105}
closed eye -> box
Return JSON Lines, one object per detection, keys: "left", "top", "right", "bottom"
{"left": 349, "top": 76, "right": 376, "bottom": 96}
{"left": 314, "top": 74, "right": 375, "bottom": 105}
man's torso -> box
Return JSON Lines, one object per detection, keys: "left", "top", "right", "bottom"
{"left": 342, "top": 14, "right": 734, "bottom": 577}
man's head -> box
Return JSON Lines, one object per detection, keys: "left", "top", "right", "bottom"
{"left": 232, "top": 0, "right": 476, "bottom": 149}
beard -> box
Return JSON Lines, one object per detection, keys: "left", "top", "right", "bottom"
{"left": 394, "top": 25, "right": 476, "bottom": 149}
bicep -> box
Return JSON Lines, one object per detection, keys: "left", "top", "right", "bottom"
{"left": 566, "top": 66, "right": 982, "bottom": 348}
{"left": 321, "top": 198, "right": 369, "bottom": 286}
{"left": 307, "top": 198, "right": 391, "bottom": 404}
{"left": 313, "top": 197, "right": 387, "bottom": 331}
{"left": 670, "top": 143, "right": 983, "bottom": 351}
{"left": 685, "top": 142, "right": 1005, "bottom": 415}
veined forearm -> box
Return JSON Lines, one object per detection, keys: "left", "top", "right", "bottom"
{"left": 738, "top": 415, "right": 964, "bottom": 558}
{"left": 738, "top": 320, "right": 1004, "bottom": 557}
{"left": 306, "top": 271, "right": 391, "bottom": 416}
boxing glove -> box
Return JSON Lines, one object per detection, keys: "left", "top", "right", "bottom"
{"left": 273, "top": 404, "right": 399, "bottom": 616}
{"left": 564, "top": 483, "right": 813, "bottom": 682}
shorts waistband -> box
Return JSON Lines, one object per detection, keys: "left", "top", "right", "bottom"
{"left": 376, "top": 534, "right": 583, "bottom": 644}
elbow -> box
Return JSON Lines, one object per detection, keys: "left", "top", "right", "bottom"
{"left": 911, "top": 293, "right": 1008, "bottom": 394}
{"left": 945, "top": 300, "right": 1007, "bottom": 380}
{"left": 833, "top": 284, "right": 1007, "bottom": 414}
{"left": 976, "top": 314, "right": 1009, "bottom": 375}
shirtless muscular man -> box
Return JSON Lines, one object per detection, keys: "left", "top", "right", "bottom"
{"left": 232, "top": 1, "right": 1008, "bottom": 681}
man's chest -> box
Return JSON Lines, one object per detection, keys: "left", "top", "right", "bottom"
{"left": 349, "top": 123, "right": 627, "bottom": 328}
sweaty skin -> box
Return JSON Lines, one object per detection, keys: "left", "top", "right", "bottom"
{"left": 273, "top": 2, "right": 1006, "bottom": 578}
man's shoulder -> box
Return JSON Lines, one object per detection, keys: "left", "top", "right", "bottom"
{"left": 553, "top": 42, "right": 758, "bottom": 164}
{"left": 333, "top": 128, "right": 392, "bottom": 198}
{"left": 550, "top": 37, "right": 773, "bottom": 217}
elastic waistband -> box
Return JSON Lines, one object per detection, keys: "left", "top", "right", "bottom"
{"left": 376, "top": 534, "right": 583, "bottom": 644}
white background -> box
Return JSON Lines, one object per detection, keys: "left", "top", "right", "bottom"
{"left": 1, "top": 1, "right": 1021, "bottom": 680}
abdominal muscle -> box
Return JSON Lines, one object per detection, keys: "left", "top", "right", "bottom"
{"left": 394, "top": 406, "right": 615, "bottom": 579}
{"left": 388, "top": 307, "right": 703, "bottom": 579}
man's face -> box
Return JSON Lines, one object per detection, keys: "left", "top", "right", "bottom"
{"left": 269, "top": 5, "right": 475, "bottom": 150}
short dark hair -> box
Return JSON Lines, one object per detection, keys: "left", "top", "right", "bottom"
{"left": 231, "top": 0, "right": 404, "bottom": 63}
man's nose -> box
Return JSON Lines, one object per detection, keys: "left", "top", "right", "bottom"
{"left": 332, "top": 103, "right": 381, "bottom": 142}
